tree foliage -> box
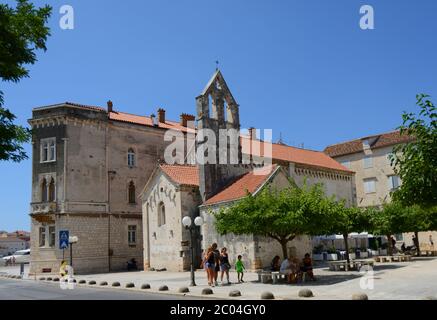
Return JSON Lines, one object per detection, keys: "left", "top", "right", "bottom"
{"left": 391, "top": 94, "right": 437, "bottom": 208}
{"left": 214, "top": 182, "right": 337, "bottom": 259}
{"left": 0, "top": 0, "right": 51, "bottom": 162}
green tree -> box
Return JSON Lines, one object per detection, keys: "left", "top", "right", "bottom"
{"left": 0, "top": 0, "right": 51, "bottom": 162}
{"left": 391, "top": 94, "right": 437, "bottom": 208}
{"left": 329, "top": 204, "right": 372, "bottom": 264}
{"left": 214, "top": 182, "right": 335, "bottom": 259}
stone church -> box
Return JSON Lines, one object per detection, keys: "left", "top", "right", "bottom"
{"left": 29, "top": 70, "right": 355, "bottom": 275}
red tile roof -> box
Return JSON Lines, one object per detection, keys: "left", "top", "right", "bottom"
{"left": 241, "top": 137, "right": 352, "bottom": 173}
{"left": 324, "top": 130, "right": 414, "bottom": 157}
{"left": 34, "top": 102, "right": 106, "bottom": 112}
{"left": 109, "top": 111, "right": 194, "bottom": 133}
{"left": 160, "top": 164, "right": 199, "bottom": 187}
{"left": 204, "top": 165, "right": 279, "bottom": 205}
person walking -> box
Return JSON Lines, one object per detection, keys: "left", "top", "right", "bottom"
{"left": 203, "top": 246, "right": 216, "bottom": 286}
{"left": 235, "top": 255, "right": 245, "bottom": 283}
{"left": 211, "top": 243, "right": 220, "bottom": 286}
{"left": 219, "top": 247, "right": 231, "bottom": 285}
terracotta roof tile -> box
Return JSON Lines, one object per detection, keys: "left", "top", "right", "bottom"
{"left": 241, "top": 137, "right": 352, "bottom": 173}
{"left": 160, "top": 164, "right": 199, "bottom": 187}
{"left": 204, "top": 165, "right": 279, "bottom": 205}
{"left": 109, "top": 111, "right": 194, "bottom": 133}
{"left": 324, "top": 130, "right": 414, "bottom": 157}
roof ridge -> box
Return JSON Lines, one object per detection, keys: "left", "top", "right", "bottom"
{"left": 325, "top": 129, "right": 401, "bottom": 148}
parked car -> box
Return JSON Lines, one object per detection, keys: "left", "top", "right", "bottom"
{"left": 2, "top": 249, "right": 31, "bottom": 264}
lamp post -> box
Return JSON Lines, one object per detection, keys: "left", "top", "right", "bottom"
{"left": 68, "top": 236, "right": 78, "bottom": 268}
{"left": 182, "top": 215, "right": 204, "bottom": 286}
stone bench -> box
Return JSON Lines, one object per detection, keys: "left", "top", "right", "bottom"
{"left": 374, "top": 255, "right": 412, "bottom": 262}
{"left": 256, "top": 271, "right": 273, "bottom": 284}
{"left": 271, "top": 271, "right": 288, "bottom": 284}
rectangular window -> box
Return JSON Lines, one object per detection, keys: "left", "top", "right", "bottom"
{"left": 388, "top": 175, "right": 400, "bottom": 190}
{"left": 364, "top": 178, "right": 376, "bottom": 194}
{"left": 40, "top": 138, "right": 56, "bottom": 163}
{"left": 128, "top": 225, "right": 136, "bottom": 244}
{"left": 395, "top": 233, "right": 403, "bottom": 241}
{"left": 39, "top": 227, "right": 46, "bottom": 247}
{"left": 48, "top": 226, "right": 56, "bottom": 248}
{"left": 363, "top": 156, "right": 373, "bottom": 169}
{"left": 340, "top": 160, "right": 351, "bottom": 169}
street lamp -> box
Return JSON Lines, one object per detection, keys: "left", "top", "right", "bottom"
{"left": 182, "top": 215, "right": 204, "bottom": 286}
{"left": 68, "top": 236, "right": 78, "bottom": 268}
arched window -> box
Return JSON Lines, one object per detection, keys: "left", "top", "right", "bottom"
{"left": 127, "top": 148, "right": 135, "bottom": 167}
{"left": 158, "top": 202, "right": 166, "bottom": 226}
{"left": 41, "top": 178, "right": 47, "bottom": 202}
{"left": 128, "top": 181, "right": 136, "bottom": 204}
{"left": 48, "top": 178, "right": 55, "bottom": 202}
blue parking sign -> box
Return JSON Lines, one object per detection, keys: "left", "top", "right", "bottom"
{"left": 59, "top": 230, "right": 69, "bottom": 249}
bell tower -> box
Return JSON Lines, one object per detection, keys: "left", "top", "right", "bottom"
{"left": 196, "top": 70, "right": 247, "bottom": 202}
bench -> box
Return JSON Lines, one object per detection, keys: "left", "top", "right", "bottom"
{"left": 374, "top": 255, "right": 412, "bottom": 262}
{"left": 256, "top": 271, "right": 273, "bottom": 283}
{"left": 271, "top": 271, "right": 288, "bottom": 284}
{"left": 328, "top": 260, "right": 350, "bottom": 271}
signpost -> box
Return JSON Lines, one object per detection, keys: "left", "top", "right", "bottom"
{"left": 59, "top": 230, "right": 69, "bottom": 260}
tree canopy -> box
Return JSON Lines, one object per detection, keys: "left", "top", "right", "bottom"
{"left": 214, "top": 182, "right": 337, "bottom": 259}
{"left": 0, "top": 0, "right": 51, "bottom": 162}
{"left": 391, "top": 94, "right": 437, "bottom": 208}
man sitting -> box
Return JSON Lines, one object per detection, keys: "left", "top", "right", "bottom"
{"left": 300, "top": 253, "right": 316, "bottom": 281}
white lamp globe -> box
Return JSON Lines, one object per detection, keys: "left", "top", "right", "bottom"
{"left": 194, "top": 216, "right": 204, "bottom": 226}
{"left": 69, "top": 236, "right": 78, "bottom": 243}
{"left": 182, "top": 216, "right": 192, "bottom": 227}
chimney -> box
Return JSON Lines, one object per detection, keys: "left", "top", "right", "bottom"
{"left": 157, "top": 108, "right": 165, "bottom": 123}
{"left": 107, "top": 100, "right": 113, "bottom": 113}
{"left": 180, "top": 113, "right": 195, "bottom": 127}
{"left": 248, "top": 127, "right": 256, "bottom": 140}
{"left": 150, "top": 114, "right": 157, "bottom": 126}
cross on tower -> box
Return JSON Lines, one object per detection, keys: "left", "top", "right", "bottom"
{"left": 215, "top": 60, "right": 219, "bottom": 71}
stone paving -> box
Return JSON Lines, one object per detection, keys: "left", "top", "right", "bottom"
{"left": 1, "top": 257, "right": 437, "bottom": 300}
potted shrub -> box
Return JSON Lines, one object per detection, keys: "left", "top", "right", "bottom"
{"left": 348, "top": 248, "right": 356, "bottom": 260}
{"left": 326, "top": 247, "right": 338, "bottom": 261}
{"left": 379, "top": 242, "right": 388, "bottom": 256}
{"left": 312, "top": 244, "right": 324, "bottom": 261}
{"left": 359, "top": 247, "right": 369, "bottom": 258}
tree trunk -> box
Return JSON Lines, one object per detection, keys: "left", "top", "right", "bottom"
{"left": 414, "top": 231, "right": 420, "bottom": 256}
{"left": 343, "top": 233, "right": 350, "bottom": 269}
{"left": 387, "top": 234, "right": 393, "bottom": 256}
{"left": 280, "top": 240, "right": 288, "bottom": 260}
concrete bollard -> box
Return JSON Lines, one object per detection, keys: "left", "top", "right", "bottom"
{"left": 126, "top": 282, "right": 135, "bottom": 288}
{"left": 112, "top": 282, "right": 120, "bottom": 287}
{"left": 352, "top": 293, "right": 369, "bottom": 300}
{"left": 261, "top": 291, "right": 275, "bottom": 300}
{"left": 99, "top": 281, "right": 108, "bottom": 286}
{"left": 178, "top": 287, "right": 189, "bottom": 293}
{"left": 229, "top": 290, "right": 242, "bottom": 297}
{"left": 141, "top": 284, "right": 151, "bottom": 289}
{"left": 78, "top": 280, "right": 86, "bottom": 284}
{"left": 159, "top": 285, "right": 169, "bottom": 291}
{"left": 298, "top": 289, "right": 314, "bottom": 298}
{"left": 202, "top": 288, "right": 214, "bottom": 295}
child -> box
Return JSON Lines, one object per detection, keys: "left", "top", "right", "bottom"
{"left": 235, "top": 255, "right": 245, "bottom": 283}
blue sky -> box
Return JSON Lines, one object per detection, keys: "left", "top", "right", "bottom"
{"left": 1, "top": 0, "right": 437, "bottom": 230}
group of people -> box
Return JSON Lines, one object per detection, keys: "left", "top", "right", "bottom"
{"left": 203, "top": 243, "right": 245, "bottom": 287}
{"left": 270, "top": 253, "right": 315, "bottom": 283}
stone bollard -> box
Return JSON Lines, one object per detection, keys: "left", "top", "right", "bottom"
{"left": 159, "top": 285, "right": 169, "bottom": 291}
{"left": 46, "top": 277, "right": 52, "bottom": 281}
{"left": 229, "top": 290, "right": 241, "bottom": 297}
{"left": 78, "top": 280, "right": 86, "bottom": 284}
{"left": 202, "top": 288, "right": 214, "bottom": 295}
{"left": 39, "top": 277, "right": 46, "bottom": 281}
{"left": 53, "top": 277, "right": 60, "bottom": 282}
{"left": 99, "top": 281, "right": 108, "bottom": 286}
{"left": 141, "top": 284, "right": 151, "bottom": 289}
{"left": 261, "top": 291, "right": 275, "bottom": 300}
{"left": 112, "top": 282, "right": 120, "bottom": 287}
{"left": 126, "top": 282, "right": 135, "bottom": 288}
{"left": 88, "top": 280, "right": 96, "bottom": 285}
{"left": 298, "top": 289, "right": 314, "bottom": 298}
{"left": 352, "top": 293, "right": 368, "bottom": 300}
{"left": 178, "top": 287, "right": 189, "bottom": 293}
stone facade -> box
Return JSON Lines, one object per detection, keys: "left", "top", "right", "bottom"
{"left": 28, "top": 103, "right": 184, "bottom": 274}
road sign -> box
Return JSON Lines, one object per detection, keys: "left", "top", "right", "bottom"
{"left": 59, "top": 230, "right": 69, "bottom": 249}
